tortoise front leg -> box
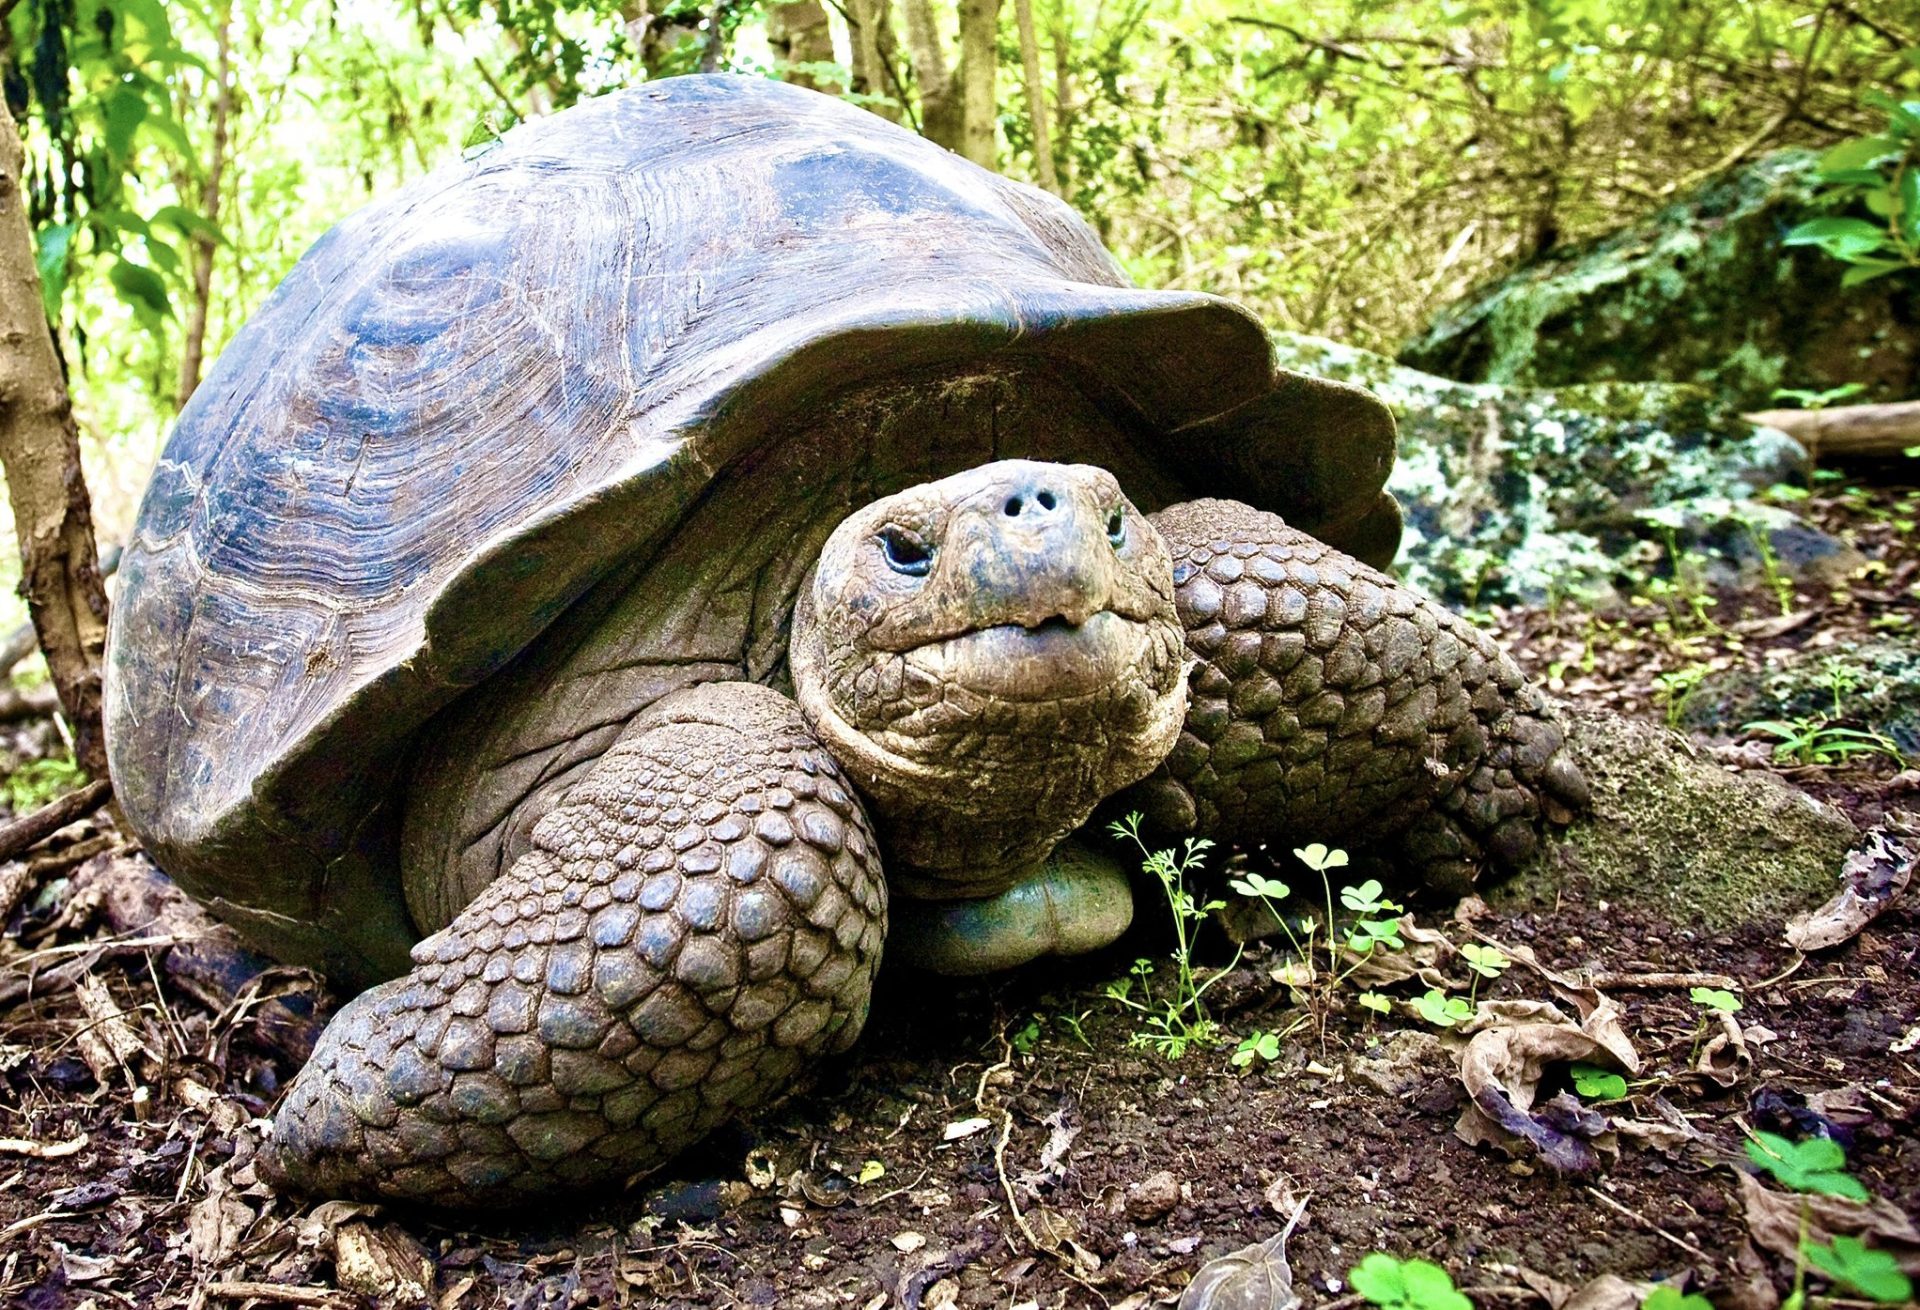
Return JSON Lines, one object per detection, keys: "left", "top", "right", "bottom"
{"left": 1127, "top": 499, "right": 1588, "bottom": 894}
{"left": 265, "top": 683, "right": 886, "bottom": 1205}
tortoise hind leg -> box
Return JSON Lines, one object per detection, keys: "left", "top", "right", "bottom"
{"left": 1125, "top": 498, "right": 1587, "bottom": 895}
{"left": 265, "top": 682, "right": 886, "bottom": 1205}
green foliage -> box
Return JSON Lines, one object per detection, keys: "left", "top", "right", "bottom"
{"left": 1654, "top": 665, "right": 1709, "bottom": 730}
{"left": 1106, "top": 814, "right": 1231, "bottom": 1060}
{"left": 1771, "top": 382, "right": 1868, "bottom": 410}
{"left": 1349, "top": 1253, "right": 1474, "bottom": 1310}
{"left": 1569, "top": 1062, "right": 1627, "bottom": 1101}
{"left": 1742, "top": 716, "right": 1909, "bottom": 768}
{"left": 1786, "top": 84, "right": 1920, "bottom": 287}
{"left": 1231, "top": 1029, "right": 1281, "bottom": 1069}
{"left": 1641, "top": 1289, "right": 1713, "bottom": 1310}
{"left": 1802, "top": 1234, "right": 1914, "bottom": 1303}
{"left": 1411, "top": 989, "right": 1473, "bottom": 1029}
{"left": 1745, "top": 1131, "right": 1869, "bottom": 1201}
{"left": 2, "top": 755, "right": 86, "bottom": 812}
{"left": 1689, "top": 987, "right": 1742, "bottom": 1013}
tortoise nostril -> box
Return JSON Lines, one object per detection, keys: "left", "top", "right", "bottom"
{"left": 1003, "top": 496, "right": 1023, "bottom": 517}
{"left": 1036, "top": 490, "right": 1056, "bottom": 510}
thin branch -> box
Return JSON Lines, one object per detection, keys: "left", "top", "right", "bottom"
{"left": 0, "top": 779, "right": 112, "bottom": 862}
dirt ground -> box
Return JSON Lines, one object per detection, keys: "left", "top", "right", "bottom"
{"left": 2, "top": 481, "right": 1916, "bottom": 1310}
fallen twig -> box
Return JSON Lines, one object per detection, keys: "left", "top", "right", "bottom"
{"left": 0, "top": 778, "right": 112, "bottom": 862}
{"left": 1583, "top": 1184, "right": 1713, "bottom": 1264}
{"left": 201, "top": 1283, "right": 352, "bottom": 1307}
{"left": 1581, "top": 970, "right": 1740, "bottom": 991}
{"left": 0, "top": 1133, "right": 87, "bottom": 1159}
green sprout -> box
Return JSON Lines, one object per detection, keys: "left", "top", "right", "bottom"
{"left": 1641, "top": 1290, "right": 1713, "bottom": 1310}
{"left": 1745, "top": 1132, "right": 1868, "bottom": 1201}
{"left": 1358, "top": 991, "right": 1392, "bottom": 1017}
{"left": 1459, "top": 943, "right": 1510, "bottom": 1005}
{"left": 1803, "top": 1234, "right": 1914, "bottom": 1303}
{"left": 1690, "top": 987, "right": 1742, "bottom": 1013}
{"left": 1742, "top": 716, "right": 1908, "bottom": 769}
{"left": 1569, "top": 1062, "right": 1628, "bottom": 1102}
{"left": 1411, "top": 989, "right": 1473, "bottom": 1029}
{"left": 1744, "top": 1131, "right": 1890, "bottom": 1309}
{"left": 1349, "top": 1252, "right": 1474, "bottom": 1310}
{"left": 1231, "top": 1029, "right": 1282, "bottom": 1070}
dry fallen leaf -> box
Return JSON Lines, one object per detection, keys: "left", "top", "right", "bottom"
{"left": 1736, "top": 1172, "right": 1920, "bottom": 1275}
{"left": 1452, "top": 997, "right": 1638, "bottom": 1171}
{"left": 1178, "top": 1199, "right": 1306, "bottom": 1310}
{"left": 942, "top": 1117, "right": 992, "bottom": 1141}
{"left": 1786, "top": 815, "right": 1916, "bottom": 951}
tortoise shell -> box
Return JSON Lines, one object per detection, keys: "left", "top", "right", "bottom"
{"left": 103, "top": 74, "right": 1398, "bottom": 987}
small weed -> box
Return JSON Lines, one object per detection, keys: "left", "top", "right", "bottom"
{"left": 1106, "top": 814, "right": 1234, "bottom": 1060}
{"left": 1641, "top": 1289, "right": 1714, "bottom": 1310}
{"left": 1802, "top": 1234, "right": 1913, "bottom": 1303}
{"left": 1358, "top": 990, "right": 1392, "bottom": 1017}
{"left": 1691, "top": 987, "right": 1742, "bottom": 1013}
{"left": 1230, "top": 843, "right": 1411, "bottom": 1056}
{"left": 1738, "top": 515, "right": 1797, "bottom": 616}
{"left": 1010, "top": 1016, "right": 1043, "bottom": 1055}
{"left": 1745, "top": 1130, "right": 1892, "bottom": 1308}
{"left": 1742, "top": 717, "right": 1907, "bottom": 768}
{"left": 1231, "top": 1029, "right": 1282, "bottom": 1070}
{"left": 1746, "top": 1131, "right": 1867, "bottom": 1201}
{"left": 1654, "top": 664, "right": 1709, "bottom": 730}
{"left": 1569, "top": 1062, "right": 1628, "bottom": 1101}
{"left": 1349, "top": 1252, "right": 1474, "bottom": 1310}
{"left": 1459, "top": 943, "right": 1509, "bottom": 1005}
{"left": 1771, "top": 383, "right": 1869, "bottom": 410}
{"left": 1689, "top": 986, "right": 1743, "bottom": 1063}
{"left": 1411, "top": 989, "right": 1473, "bottom": 1028}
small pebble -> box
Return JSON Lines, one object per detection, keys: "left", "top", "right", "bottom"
{"left": 1125, "top": 1169, "right": 1182, "bottom": 1223}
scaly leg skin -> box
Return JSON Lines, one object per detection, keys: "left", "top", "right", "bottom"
{"left": 263, "top": 682, "right": 886, "bottom": 1206}
{"left": 1128, "top": 499, "right": 1589, "bottom": 895}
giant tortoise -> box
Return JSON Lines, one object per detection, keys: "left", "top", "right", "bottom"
{"left": 103, "top": 74, "right": 1586, "bottom": 1205}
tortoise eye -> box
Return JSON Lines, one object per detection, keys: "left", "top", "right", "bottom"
{"left": 878, "top": 527, "right": 932, "bottom": 577}
{"left": 1106, "top": 509, "right": 1126, "bottom": 549}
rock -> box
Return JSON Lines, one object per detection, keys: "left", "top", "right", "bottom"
{"left": 1398, "top": 150, "right": 1920, "bottom": 411}
{"left": 1680, "top": 639, "right": 1920, "bottom": 759}
{"left": 1125, "top": 1170, "right": 1183, "bottom": 1224}
{"left": 1499, "top": 706, "right": 1858, "bottom": 926}
{"left": 1271, "top": 333, "right": 1855, "bottom": 605}
{"left": 1347, "top": 1030, "right": 1450, "bottom": 1097}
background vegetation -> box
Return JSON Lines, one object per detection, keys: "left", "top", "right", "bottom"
{"left": 0, "top": 0, "right": 1914, "bottom": 555}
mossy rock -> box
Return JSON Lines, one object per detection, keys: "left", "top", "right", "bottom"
{"left": 1498, "top": 706, "right": 1857, "bottom": 926}
{"left": 1398, "top": 151, "right": 1920, "bottom": 411}
{"left": 1271, "top": 333, "right": 1851, "bottom": 605}
{"left": 1680, "top": 639, "right": 1920, "bottom": 759}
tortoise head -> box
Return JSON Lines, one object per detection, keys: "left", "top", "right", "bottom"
{"left": 790, "top": 460, "right": 1189, "bottom": 889}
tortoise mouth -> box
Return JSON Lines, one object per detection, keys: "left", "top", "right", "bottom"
{"left": 923, "top": 610, "right": 1153, "bottom": 701}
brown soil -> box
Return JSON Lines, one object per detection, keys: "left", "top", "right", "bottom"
{"left": 2, "top": 483, "right": 1916, "bottom": 1310}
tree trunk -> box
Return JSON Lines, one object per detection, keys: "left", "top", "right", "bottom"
{"left": 1052, "top": 1, "right": 1078, "bottom": 196}
{"left": 766, "top": 0, "right": 835, "bottom": 91}
{"left": 956, "top": 0, "right": 1002, "bottom": 168}
{"left": 1012, "top": 0, "right": 1057, "bottom": 192}
{"left": 847, "top": 0, "right": 903, "bottom": 122}
{"left": 175, "top": 0, "right": 233, "bottom": 411}
{"left": 1744, "top": 400, "right": 1920, "bottom": 460}
{"left": 0, "top": 99, "right": 111, "bottom": 778}
{"left": 902, "top": 0, "right": 962, "bottom": 151}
